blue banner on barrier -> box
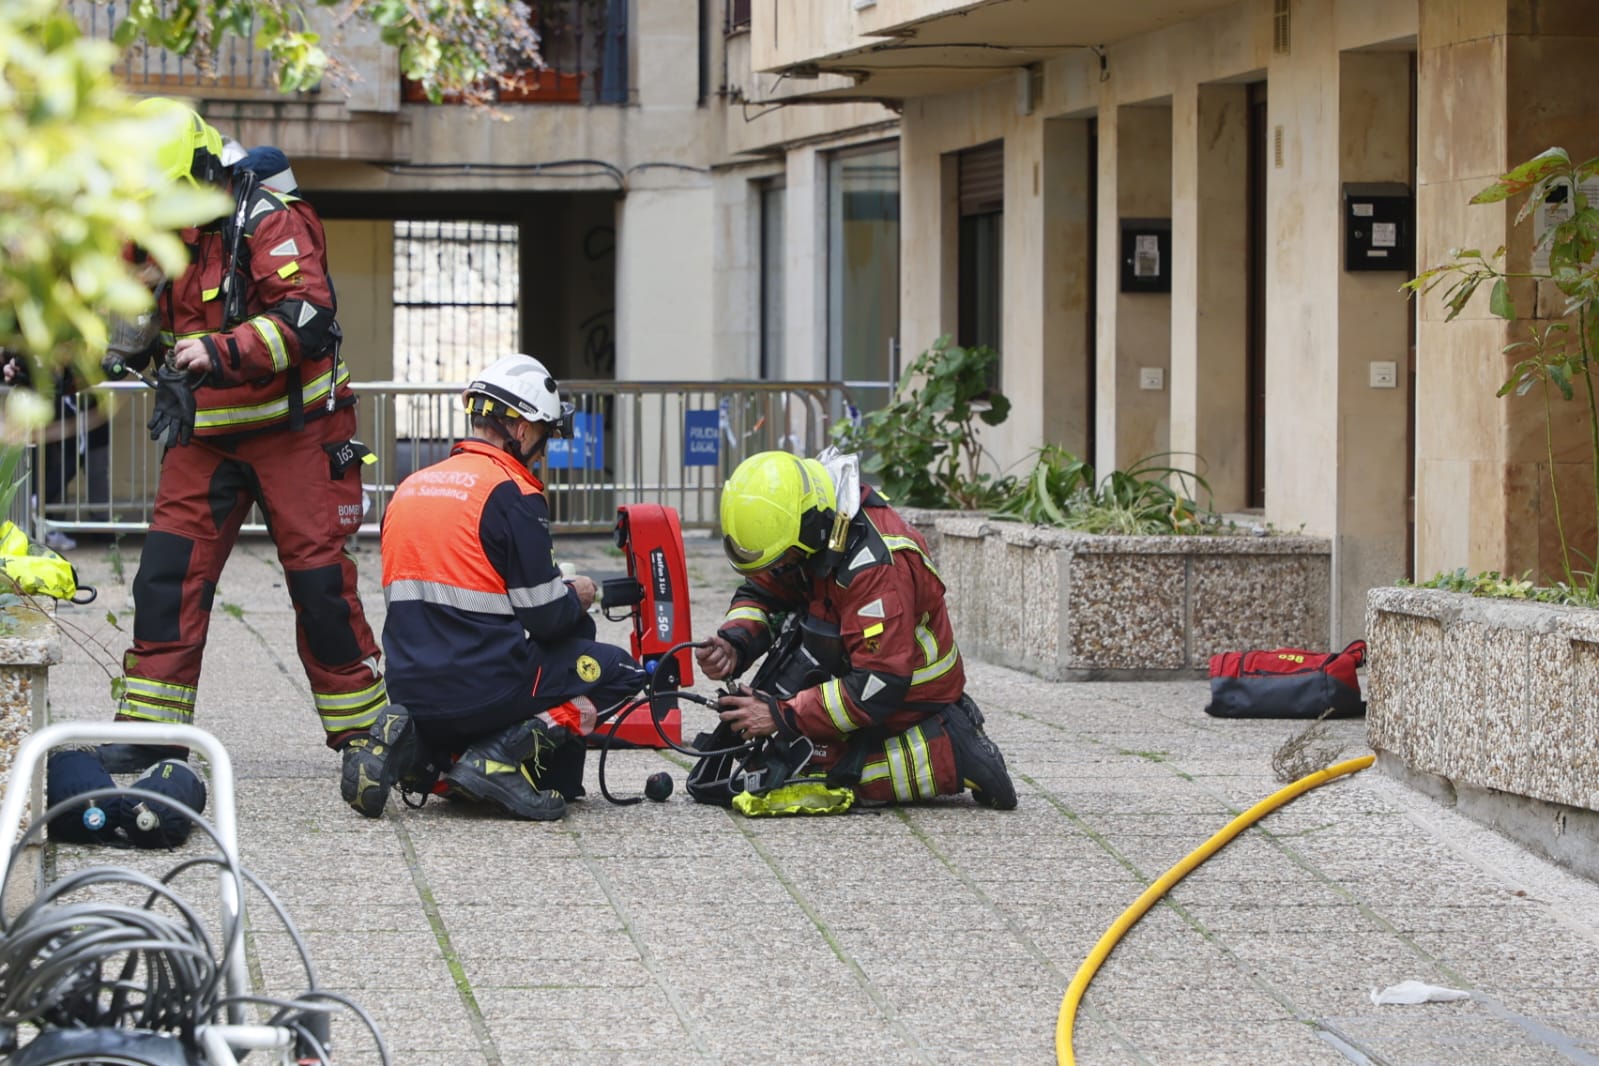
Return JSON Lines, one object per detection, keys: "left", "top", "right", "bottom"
{"left": 684, "top": 410, "right": 720, "bottom": 467}
{"left": 546, "top": 412, "right": 605, "bottom": 469}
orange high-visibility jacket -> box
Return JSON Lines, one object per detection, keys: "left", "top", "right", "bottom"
{"left": 381, "top": 439, "right": 590, "bottom": 715}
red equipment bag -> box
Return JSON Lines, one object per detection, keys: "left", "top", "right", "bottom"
{"left": 1203, "top": 640, "right": 1367, "bottom": 719}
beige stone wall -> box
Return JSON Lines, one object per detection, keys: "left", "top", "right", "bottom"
{"left": 888, "top": 0, "right": 1421, "bottom": 645}
{"left": 322, "top": 219, "right": 394, "bottom": 384}
{"left": 1415, "top": 1, "right": 1599, "bottom": 585}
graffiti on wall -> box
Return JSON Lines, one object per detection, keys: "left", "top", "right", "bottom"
{"left": 579, "top": 223, "right": 615, "bottom": 379}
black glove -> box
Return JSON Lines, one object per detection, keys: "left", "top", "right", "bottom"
{"left": 147, "top": 364, "right": 198, "bottom": 448}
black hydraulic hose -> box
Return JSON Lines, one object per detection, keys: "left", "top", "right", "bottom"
{"left": 594, "top": 639, "right": 764, "bottom": 805}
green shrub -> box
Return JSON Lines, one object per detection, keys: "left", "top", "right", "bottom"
{"left": 832, "top": 336, "right": 1012, "bottom": 510}
{"left": 993, "top": 445, "right": 1225, "bottom": 536}
{"left": 1401, "top": 567, "right": 1599, "bottom": 608}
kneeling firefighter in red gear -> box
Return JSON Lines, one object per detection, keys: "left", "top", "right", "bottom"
{"left": 696, "top": 448, "right": 1017, "bottom": 812}
{"left": 343, "top": 354, "right": 647, "bottom": 820}
{"left": 98, "top": 100, "right": 389, "bottom": 788}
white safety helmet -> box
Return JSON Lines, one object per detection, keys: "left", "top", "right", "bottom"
{"left": 462, "top": 354, "right": 573, "bottom": 432}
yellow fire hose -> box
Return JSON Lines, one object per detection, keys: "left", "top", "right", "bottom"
{"left": 1055, "top": 753, "right": 1377, "bottom": 1065}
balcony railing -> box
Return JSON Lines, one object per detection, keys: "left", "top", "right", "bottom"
{"left": 401, "top": 0, "right": 631, "bottom": 106}
{"left": 67, "top": 1, "right": 285, "bottom": 98}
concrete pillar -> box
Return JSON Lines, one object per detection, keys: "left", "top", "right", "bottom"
{"left": 322, "top": 219, "right": 394, "bottom": 380}
{"left": 615, "top": 182, "right": 712, "bottom": 380}
{"left": 1264, "top": 0, "right": 1342, "bottom": 542}
{"left": 1266, "top": 1, "right": 1417, "bottom": 645}
{"left": 1171, "top": 83, "right": 1249, "bottom": 511}
{"left": 1336, "top": 51, "right": 1414, "bottom": 639}
{"left": 710, "top": 169, "right": 761, "bottom": 380}
{"left": 782, "top": 146, "right": 828, "bottom": 382}
{"left": 896, "top": 118, "right": 957, "bottom": 373}
{"left": 1415, "top": 0, "right": 1599, "bottom": 582}
{"left": 1000, "top": 118, "right": 1093, "bottom": 460}
{"left": 1096, "top": 103, "right": 1172, "bottom": 475}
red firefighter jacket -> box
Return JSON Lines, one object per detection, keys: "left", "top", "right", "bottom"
{"left": 380, "top": 439, "right": 593, "bottom": 718}
{"left": 158, "top": 185, "right": 350, "bottom": 436}
{"left": 716, "top": 489, "right": 965, "bottom": 744}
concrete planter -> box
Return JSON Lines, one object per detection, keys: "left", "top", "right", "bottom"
{"left": 0, "top": 603, "right": 62, "bottom": 865}
{"left": 899, "top": 509, "right": 1332, "bottom": 680}
{"left": 1366, "top": 586, "right": 1599, "bottom": 878}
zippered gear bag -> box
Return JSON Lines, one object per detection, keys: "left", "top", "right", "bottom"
{"left": 1204, "top": 640, "right": 1367, "bottom": 719}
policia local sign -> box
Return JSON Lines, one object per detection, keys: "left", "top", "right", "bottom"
{"left": 684, "top": 410, "right": 719, "bottom": 467}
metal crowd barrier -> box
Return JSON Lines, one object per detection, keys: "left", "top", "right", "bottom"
{"left": 24, "top": 379, "right": 854, "bottom": 539}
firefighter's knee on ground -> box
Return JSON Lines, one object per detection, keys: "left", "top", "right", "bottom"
{"left": 285, "top": 563, "right": 363, "bottom": 665}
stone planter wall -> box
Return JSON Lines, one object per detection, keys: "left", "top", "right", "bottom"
{"left": 1367, "top": 587, "right": 1599, "bottom": 878}
{"left": 900, "top": 510, "right": 1332, "bottom": 680}
{"left": 0, "top": 604, "right": 62, "bottom": 900}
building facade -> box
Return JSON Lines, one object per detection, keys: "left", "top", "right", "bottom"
{"left": 85, "top": 0, "right": 1599, "bottom": 645}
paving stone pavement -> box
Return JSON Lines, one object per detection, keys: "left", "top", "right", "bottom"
{"left": 28, "top": 528, "right": 1599, "bottom": 1065}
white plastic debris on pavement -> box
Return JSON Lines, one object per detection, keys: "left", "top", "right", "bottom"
{"left": 1370, "top": 980, "right": 1473, "bottom": 1006}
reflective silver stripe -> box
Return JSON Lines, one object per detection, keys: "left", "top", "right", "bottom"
{"left": 314, "top": 680, "right": 387, "bottom": 713}
{"left": 117, "top": 696, "right": 192, "bottom": 726}
{"left": 882, "top": 533, "right": 941, "bottom": 580}
{"left": 821, "top": 678, "right": 857, "bottom": 734}
{"left": 159, "top": 329, "right": 214, "bottom": 347}
{"left": 124, "top": 675, "right": 197, "bottom": 706}
{"left": 886, "top": 736, "right": 913, "bottom": 801}
{"left": 508, "top": 575, "right": 569, "bottom": 609}
{"left": 385, "top": 578, "right": 513, "bottom": 615}
{"left": 914, "top": 620, "right": 938, "bottom": 667}
{"left": 194, "top": 362, "right": 349, "bottom": 431}
{"left": 860, "top": 759, "right": 890, "bottom": 784}
{"left": 247, "top": 315, "right": 290, "bottom": 372}
{"left": 724, "top": 606, "right": 770, "bottom": 628}
{"left": 912, "top": 642, "right": 959, "bottom": 686}
{"left": 319, "top": 704, "right": 383, "bottom": 732}
{"left": 905, "top": 725, "right": 936, "bottom": 798}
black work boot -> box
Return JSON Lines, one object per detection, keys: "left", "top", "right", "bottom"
{"left": 943, "top": 695, "right": 1017, "bottom": 810}
{"left": 340, "top": 704, "right": 422, "bottom": 819}
{"left": 99, "top": 742, "right": 188, "bottom": 775}
{"left": 442, "top": 720, "right": 567, "bottom": 821}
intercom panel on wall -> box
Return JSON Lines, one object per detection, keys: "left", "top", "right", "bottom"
{"left": 1343, "top": 183, "right": 1414, "bottom": 272}
{"left": 1120, "top": 218, "right": 1171, "bottom": 293}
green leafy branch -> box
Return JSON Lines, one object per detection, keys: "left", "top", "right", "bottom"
{"left": 832, "top": 336, "right": 1013, "bottom": 510}
{"left": 111, "top": 0, "right": 543, "bottom": 101}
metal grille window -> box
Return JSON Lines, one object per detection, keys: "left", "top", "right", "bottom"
{"left": 392, "top": 221, "right": 520, "bottom": 438}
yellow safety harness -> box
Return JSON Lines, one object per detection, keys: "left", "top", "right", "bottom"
{"left": 0, "top": 521, "right": 95, "bottom": 603}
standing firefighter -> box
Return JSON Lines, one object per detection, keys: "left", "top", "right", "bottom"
{"left": 347, "top": 354, "right": 646, "bottom": 820}
{"left": 97, "top": 99, "right": 389, "bottom": 786}
{"left": 698, "top": 449, "right": 1017, "bottom": 810}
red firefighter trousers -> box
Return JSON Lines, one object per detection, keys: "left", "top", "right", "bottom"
{"left": 116, "top": 406, "right": 386, "bottom": 747}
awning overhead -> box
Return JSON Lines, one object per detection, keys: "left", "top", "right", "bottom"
{"left": 761, "top": 0, "right": 1240, "bottom": 103}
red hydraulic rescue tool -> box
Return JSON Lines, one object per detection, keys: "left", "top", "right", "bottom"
{"left": 592, "top": 503, "right": 694, "bottom": 747}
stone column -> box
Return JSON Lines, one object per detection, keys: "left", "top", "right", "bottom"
{"left": 1415, "top": 0, "right": 1599, "bottom": 580}
{"left": 1336, "top": 51, "right": 1414, "bottom": 640}
{"left": 1002, "top": 117, "right": 1093, "bottom": 458}
{"left": 1096, "top": 102, "right": 1173, "bottom": 475}
{"left": 1171, "top": 82, "right": 1250, "bottom": 511}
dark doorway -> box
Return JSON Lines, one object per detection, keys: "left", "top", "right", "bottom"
{"left": 1246, "top": 82, "right": 1269, "bottom": 509}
